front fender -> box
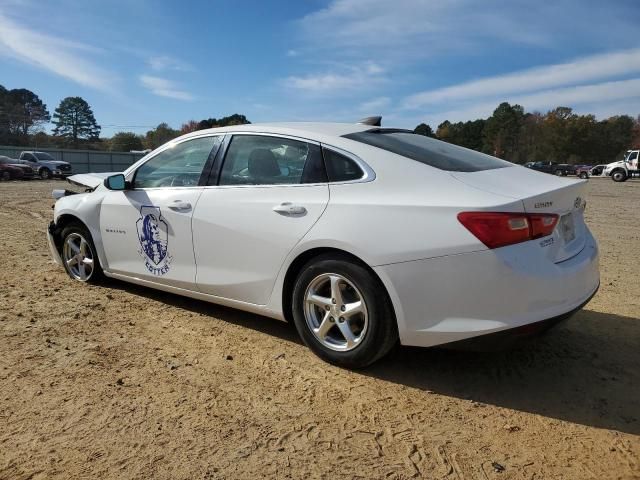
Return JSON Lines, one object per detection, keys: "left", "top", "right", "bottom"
{"left": 53, "top": 191, "right": 108, "bottom": 268}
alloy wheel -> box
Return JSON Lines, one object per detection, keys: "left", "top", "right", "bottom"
{"left": 62, "top": 233, "right": 95, "bottom": 281}
{"left": 303, "top": 273, "right": 369, "bottom": 351}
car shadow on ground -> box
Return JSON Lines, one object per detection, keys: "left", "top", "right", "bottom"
{"left": 367, "top": 309, "right": 640, "bottom": 436}
{"left": 103, "top": 280, "right": 639, "bottom": 435}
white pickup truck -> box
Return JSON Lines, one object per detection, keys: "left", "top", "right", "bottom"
{"left": 604, "top": 150, "right": 639, "bottom": 182}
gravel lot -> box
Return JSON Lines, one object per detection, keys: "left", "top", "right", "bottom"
{"left": 1, "top": 177, "right": 639, "bottom": 479}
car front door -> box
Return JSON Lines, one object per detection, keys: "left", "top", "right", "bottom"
{"left": 192, "top": 133, "right": 330, "bottom": 305}
{"left": 99, "top": 135, "right": 223, "bottom": 289}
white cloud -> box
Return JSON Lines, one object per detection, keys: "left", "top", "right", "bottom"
{"left": 296, "top": 0, "right": 636, "bottom": 58}
{"left": 286, "top": 49, "right": 299, "bottom": 57}
{"left": 284, "top": 62, "right": 386, "bottom": 94}
{"left": 411, "top": 78, "right": 640, "bottom": 128}
{"left": 139, "top": 75, "right": 194, "bottom": 101}
{"left": 404, "top": 48, "right": 640, "bottom": 109}
{"left": 148, "top": 55, "right": 192, "bottom": 72}
{"left": 0, "top": 13, "right": 115, "bottom": 91}
{"left": 359, "top": 96, "right": 390, "bottom": 112}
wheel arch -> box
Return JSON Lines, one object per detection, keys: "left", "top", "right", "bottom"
{"left": 280, "top": 247, "right": 397, "bottom": 325}
{"left": 52, "top": 212, "right": 108, "bottom": 269}
{"left": 52, "top": 213, "right": 86, "bottom": 250}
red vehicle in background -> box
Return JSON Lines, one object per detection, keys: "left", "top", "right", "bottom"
{"left": 0, "top": 156, "right": 35, "bottom": 180}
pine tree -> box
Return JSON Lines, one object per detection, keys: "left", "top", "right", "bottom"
{"left": 52, "top": 97, "right": 101, "bottom": 148}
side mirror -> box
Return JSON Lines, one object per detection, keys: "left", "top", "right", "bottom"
{"left": 104, "top": 173, "right": 127, "bottom": 190}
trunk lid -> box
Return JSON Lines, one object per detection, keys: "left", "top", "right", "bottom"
{"left": 451, "top": 166, "right": 587, "bottom": 263}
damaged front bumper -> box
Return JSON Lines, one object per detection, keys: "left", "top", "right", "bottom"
{"left": 47, "top": 221, "right": 63, "bottom": 267}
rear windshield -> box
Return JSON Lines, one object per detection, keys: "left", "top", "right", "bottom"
{"left": 343, "top": 130, "right": 512, "bottom": 172}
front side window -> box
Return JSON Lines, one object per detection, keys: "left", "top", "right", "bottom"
{"left": 344, "top": 130, "right": 512, "bottom": 172}
{"left": 627, "top": 151, "right": 638, "bottom": 162}
{"left": 218, "top": 135, "right": 326, "bottom": 185}
{"left": 133, "top": 136, "right": 221, "bottom": 189}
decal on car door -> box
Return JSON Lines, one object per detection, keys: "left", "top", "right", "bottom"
{"left": 136, "top": 206, "right": 173, "bottom": 276}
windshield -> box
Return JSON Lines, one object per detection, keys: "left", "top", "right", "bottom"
{"left": 343, "top": 130, "right": 512, "bottom": 172}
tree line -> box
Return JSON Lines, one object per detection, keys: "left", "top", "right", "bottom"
{"left": 3, "top": 84, "right": 639, "bottom": 162}
{"left": 415, "top": 102, "right": 640, "bottom": 165}
{"left": 0, "top": 84, "right": 250, "bottom": 152}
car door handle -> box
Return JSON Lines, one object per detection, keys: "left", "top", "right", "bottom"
{"left": 168, "top": 200, "right": 192, "bottom": 211}
{"left": 273, "top": 202, "right": 307, "bottom": 216}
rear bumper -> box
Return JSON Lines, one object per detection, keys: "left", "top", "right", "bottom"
{"left": 441, "top": 282, "right": 599, "bottom": 350}
{"left": 374, "top": 228, "right": 600, "bottom": 348}
{"left": 47, "top": 222, "right": 63, "bottom": 267}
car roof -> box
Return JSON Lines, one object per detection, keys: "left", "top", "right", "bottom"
{"left": 179, "top": 122, "right": 373, "bottom": 143}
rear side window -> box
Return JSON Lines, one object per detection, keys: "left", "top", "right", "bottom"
{"left": 344, "top": 130, "right": 511, "bottom": 172}
{"left": 322, "top": 148, "right": 364, "bottom": 182}
{"left": 218, "top": 135, "right": 326, "bottom": 185}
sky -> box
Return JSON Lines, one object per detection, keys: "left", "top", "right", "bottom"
{"left": 1, "top": 0, "right": 639, "bottom": 136}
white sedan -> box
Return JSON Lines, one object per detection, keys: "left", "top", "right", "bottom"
{"left": 47, "top": 121, "right": 599, "bottom": 368}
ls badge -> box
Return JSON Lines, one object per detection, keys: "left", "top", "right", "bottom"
{"left": 136, "top": 206, "right": 173, "bottom": 275}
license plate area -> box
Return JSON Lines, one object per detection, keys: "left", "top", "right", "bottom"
{"left": 560, "top": 212, "right": 575, "bottom": 243}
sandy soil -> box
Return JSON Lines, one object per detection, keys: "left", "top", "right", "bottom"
{"left": 0, "top": 177, "right": 639, "bottom": 480}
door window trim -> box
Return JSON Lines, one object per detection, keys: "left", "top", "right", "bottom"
{"left": 127, "top": 133, "right": 224, "bottom": 191}
{"left": 203, "top": 132, "right": 376, "bottom": 188}
{"left": 320, "top": 144, "right": 376, "bottom": 184}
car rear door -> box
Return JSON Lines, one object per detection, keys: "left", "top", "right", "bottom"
{"left": 192, "top": 133, "right": 329, "bottom": 305}
{"left": 99, "top": 135, "right": 223, "bottom": 289}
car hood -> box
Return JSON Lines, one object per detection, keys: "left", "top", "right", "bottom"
{"left": 67, "top": 172, "right": 117, "bottom": 189}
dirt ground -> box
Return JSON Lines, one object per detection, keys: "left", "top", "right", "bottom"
{"left": 0, "top": 177, "right": 639, "bottom": 480}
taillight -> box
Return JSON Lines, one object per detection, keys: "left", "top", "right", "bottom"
{"left": 457, "top": 212, "right": 559, "bottom": 249}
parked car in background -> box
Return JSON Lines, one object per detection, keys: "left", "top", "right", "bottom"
{"left": 47, "top": 120, "right": 599, "bottom": 368}
{"left": 589, "top": 165, "right": 608, "bottom": 177}
{"left": 0, "top": 158, "right": 25, "bottom": 180}
{"left": 0, "top": 156, "right": 35, "bottom": 179}
{"left": 18, "top": 151, "right": 73, "bottom": 179}
{"left": 575, "top": 165, "right": 593, "bottom": 179}
{"left": 527, "top": 161, "right": 571, "bottom": 176}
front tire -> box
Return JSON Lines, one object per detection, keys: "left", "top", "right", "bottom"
{"left": 554, "top": 169, "right": 564, "bottom": 176}
{"left": 60, "top": 223, "right": 103, "bottom": 283}
{"left": 291, "top": 255, "right": 398, "bottom": 368}
{"left": 579, "top": 172, "right": 588, "bottom": 179}
{"left": 1, "top": 171, "right": 10, "bottom": 181}
{"left": 612, "top": 170, "right": 627, "bottom": 182}
{"left": 39, "top": 168, "right": 51, "bottom": 180}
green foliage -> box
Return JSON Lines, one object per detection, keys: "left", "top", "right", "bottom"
{"left": 0, "top": 85, "right": 50, "bottom": 145}
{"left": 482, "top": 102, "right": 524, "bottom": 159}
{"left": 414, "top": 123, "right": 435, "bottom": 137}
{"left": 109, "top": 131, "right": 144, "bottom": 152}
{"left": 197, "top": 114, "right": 251, "bottom": 130}
{"left": 420, "top": 103, "right": 639, "bottom": 165}
{"left": 143, "top": 123, "right": 180, "bottom": 150}
{"left": 52, "top": 97, "right": 101, "bottom": 147}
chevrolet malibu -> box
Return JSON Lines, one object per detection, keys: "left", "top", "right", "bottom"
{"left": 47, "top": 121, "right": 599, "bottom": 368}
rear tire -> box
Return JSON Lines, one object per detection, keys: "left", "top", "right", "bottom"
{"left": 554, "top": 170, "right": 563, "bottom": 176}
{"left": 1, "top": 171, "right": 10, "bottom": 181}
{"left": 612, "top": 170, "right": 627, "bottom": 182}
{"left": 39, "top": 168, "right": 51, "bottom": 180}
{"left": 291, "top": 254, "right": 398, "bottom": 368}
{"left": 60, "top": 223, "right": 103, "bottom": 283}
